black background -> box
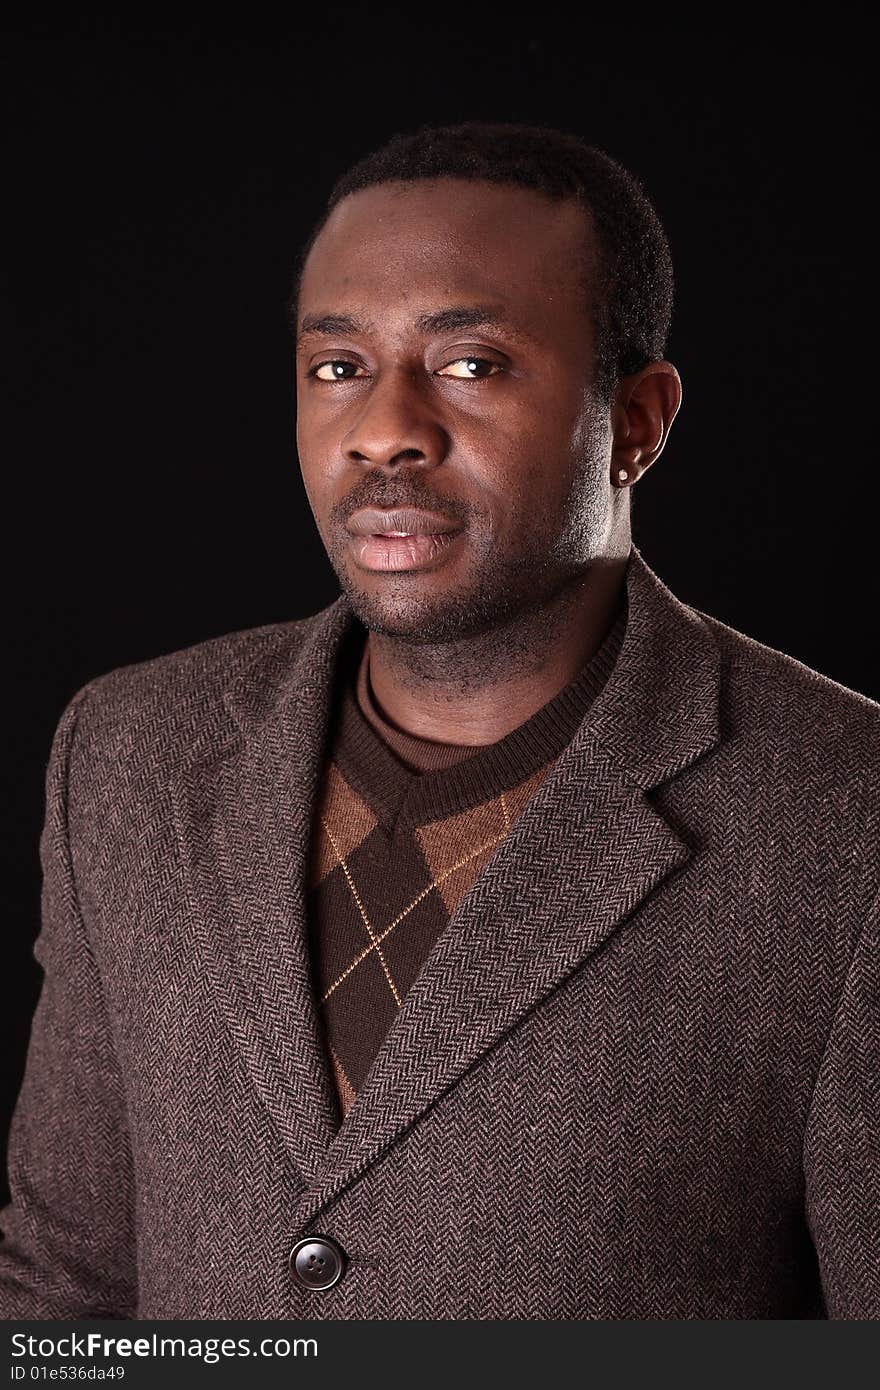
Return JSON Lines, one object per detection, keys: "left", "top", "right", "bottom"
{"left": 1, "top": 17, "right": 874, "bottom": 1194}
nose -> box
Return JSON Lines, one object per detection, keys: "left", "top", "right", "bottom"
{"left": 341, "top": 368, "right": 449, "bottom": 472}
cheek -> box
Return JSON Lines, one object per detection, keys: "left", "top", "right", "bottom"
{"left": 568, "top": 399, "right": 612, "bottom": 462}
{"left": 504, "top": 396, "right": 611, "bottom": 555}
{"left": 456, "top": 401, "right": 548, "bottom": 511}
{"left": 560, "top": 398, "right": 613, "bottom": 509}
{"left": 552, "top": 450, "right": 613, "bottom": 557}
{"left": 466, "top": 394, "right": 603, "bottom": 527}
{"left": 296, "top": 389, "right": 344, "bottom": 454}
{"left": 296, "top": 414, "right": 341, "bottom": 496}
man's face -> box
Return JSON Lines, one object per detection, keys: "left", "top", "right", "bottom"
{"left": 295, "top": 177, "right": 616, "bottom": 643}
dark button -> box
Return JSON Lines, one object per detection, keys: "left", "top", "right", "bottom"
{"left": 289, "top": 1234, "right": 347, "bottom": 1290}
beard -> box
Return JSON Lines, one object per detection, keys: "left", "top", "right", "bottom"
{"left": 332, "top": 527, "right": 559, "bottom": 645}
{"left": 321, "top": 453, "right": 609, "bottom": 648}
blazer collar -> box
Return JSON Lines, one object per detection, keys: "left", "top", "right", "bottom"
{"left": 171, "top": 543, "right": 721, "bottom": 1216}
{"left": 224, "top": 541, "right": 719, "bottom": 793}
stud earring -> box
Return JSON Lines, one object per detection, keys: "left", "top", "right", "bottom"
{"left": 618, "top": 468, "right": 629, "bottom": 483}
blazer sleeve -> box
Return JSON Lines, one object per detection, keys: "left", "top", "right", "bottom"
{"left": 0, "top": 686, "right": 138, "bottom": 1319}
{"left": 803, "top": 884, "right": 880, "bottom": 1320}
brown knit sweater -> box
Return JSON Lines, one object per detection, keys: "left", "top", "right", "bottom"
{"left": 306, "top": 600, "right": 628, "bottom": 1123}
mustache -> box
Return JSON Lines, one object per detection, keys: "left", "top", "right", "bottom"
{"left": 331, "top": 481, "right": 475, "bottom": 528}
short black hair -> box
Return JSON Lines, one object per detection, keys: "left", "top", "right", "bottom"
{"left": 288, "top": 120, "right": 674, "bottom": 406}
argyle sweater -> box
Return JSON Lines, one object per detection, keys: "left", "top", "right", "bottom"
{"left": 306, "top": 600, "right": 628, "bottom": 1124}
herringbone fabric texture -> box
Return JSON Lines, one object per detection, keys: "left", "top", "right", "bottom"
{"left": 1, "top": 543, "right": 878, "bottom": 1320}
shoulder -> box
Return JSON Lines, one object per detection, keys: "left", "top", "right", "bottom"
{"left": 647, "top": 602, "right": 880, "bottom": 948}
{"left": 695, "top": 604, "right": 878, "bottom": 733}
{"left": 58, "top": 608, "right": 330, "bottom": 782}
{"left": 690, "top": 605, "right": 880, "bottom": 826}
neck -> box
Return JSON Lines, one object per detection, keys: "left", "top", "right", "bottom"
{"left": 364, "top": 554, "right": 629, "bottom": 747}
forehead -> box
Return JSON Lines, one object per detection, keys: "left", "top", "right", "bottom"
{"left": 298, "top": 178, "right": 594, "bottom": 333}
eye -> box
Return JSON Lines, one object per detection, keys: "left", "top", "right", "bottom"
{"left": 436, "top": 357, "right": 503, "bottom": 380}
{"left": 310, "top": 360, "right": 367, "bottom": 381}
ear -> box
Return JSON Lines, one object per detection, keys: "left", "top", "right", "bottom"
{"left": 610, "top": 362, "right": 683, "bottom": 488}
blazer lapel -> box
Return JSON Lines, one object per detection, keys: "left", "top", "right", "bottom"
{"left": 171, "top": 542, "right": 722, "bottom": 1209}
{"left": 289, "top": 544, "right": 723, "bottom": 1229}
{"left": 170, "top": 596, "right": 355, "bottom": 1186}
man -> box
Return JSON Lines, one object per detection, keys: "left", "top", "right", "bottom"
{"left": 1, "top": 122, "right": 877, "bottom": 1321}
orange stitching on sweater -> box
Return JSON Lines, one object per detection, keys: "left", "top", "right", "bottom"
{"left": 320, "top": 814, "right": 402, "bottom": 1007}
{"left": 320, "top": 815, "right": 511, "bottom": 1004}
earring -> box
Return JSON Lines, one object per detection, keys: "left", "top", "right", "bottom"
{"left": 617, "top": 469, "right": 629, "bottom": 483}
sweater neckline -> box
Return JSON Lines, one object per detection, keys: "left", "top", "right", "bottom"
{"left": 355, "top": 641, "right": 486, "bottom": 773}
{"left": 327, "top": 595, "right": 629, "bottom": 832}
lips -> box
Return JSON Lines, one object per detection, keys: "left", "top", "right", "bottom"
{"left": 345, "top": 507, "right": 462, "bottom": 538}
{"left": 344, "top": 507, "right": 465, "bottom": 574}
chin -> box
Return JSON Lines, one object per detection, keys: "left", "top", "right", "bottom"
{"left": 348, "top": 595, "right": 456, "bottom": 643}
{"left": 332, "top": 553, "right": 435, "bottom": 629}
{"left": 345, "top": 575, "right": 525, "bottom": 646}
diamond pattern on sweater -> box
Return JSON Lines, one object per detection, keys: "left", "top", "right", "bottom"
{"left": 307, "top": 758, "right": 558, "bottom": 1117}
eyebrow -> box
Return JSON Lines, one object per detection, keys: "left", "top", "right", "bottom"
{"left": 296, "top": 304, "right": 533, "bottom": 350}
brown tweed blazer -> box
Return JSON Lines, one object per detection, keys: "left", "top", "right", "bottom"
{"left": 1, "top": 543, "right": 878, "bottom": 1320}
